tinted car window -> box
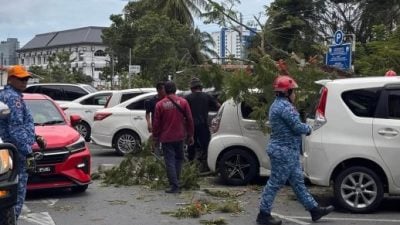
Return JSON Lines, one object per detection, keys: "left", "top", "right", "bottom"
{"left": 81, "top": 93, "right": 111, "bottom": 106}
{"left": 342, "top": 88, "right": 380, "bottom": 118}
{"left": 121, "top": 93, "right": 143, "bottom": 103}
{"left": 63, "top": 86, "right": 88, "bottom": 101}
{"left": 388, "top": 90, "right": 400, "bottom": 119}
{"left": 126, "top": 96, "right": 153, "bottom": 110}
{"left": 38, "top": 85, "right": 64, "bottom": 101}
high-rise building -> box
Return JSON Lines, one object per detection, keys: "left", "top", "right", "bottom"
{"left": 0, "top": 38, "right": 19, "bottom": 86}
{"left": 0, "top": 38, "right": 19, "bottom": 66}
{"left": 211, "top": 27, "right": 257, "bottom": 64}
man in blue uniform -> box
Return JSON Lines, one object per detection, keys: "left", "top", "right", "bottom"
{"left": 0, "top": 65, "right": 36, "bottom": 220}
{"left": 257, "top": 75, "right": 334, "bottom": 225}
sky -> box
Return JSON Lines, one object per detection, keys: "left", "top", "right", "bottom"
{"left": 0, "top": 0, "right": 272, "bottom": 47}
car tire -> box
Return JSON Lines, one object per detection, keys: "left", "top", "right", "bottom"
{"left": 113, "top": 130, "right": 141, "bottom": 156}
{"left": 218, "top": 148, "right": 258, "bottom": 185}
{"left": 74, "top": 121, "right": 91, "bottom": 142}
{"left": 0, "top": 206, "right": 16, "bottom": 225}
{"left": 334, "top": 166, "right": 384, "bottom": 213}
{"left": 71, "top": 184, "right": 88, "bottom": 193}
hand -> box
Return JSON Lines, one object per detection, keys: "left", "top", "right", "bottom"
{"left": 147, "top": 125, "right": 152, "bottom": 133}
{"left": 26, "top": 153, "right": 36, "bottom": 173}
{"left": 35, "top": 135, "right": 47, "bottom": 149}
{"left": 187, "top": 136, "right": 194, "bottom": 146}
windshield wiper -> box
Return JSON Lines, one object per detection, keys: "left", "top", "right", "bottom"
{"left": 35, "top": 120, "right": 65, "bottom": 126}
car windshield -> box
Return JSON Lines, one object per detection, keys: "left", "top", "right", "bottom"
{"left": 26, "top": 99, "right": 66, "bottom": 126}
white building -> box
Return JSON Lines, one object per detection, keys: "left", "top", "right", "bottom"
{"left": 211, "top": 27, "right": 257, "bottom": 64}
{"left": 17, "top": 26, "right": 109, "bottom": 87}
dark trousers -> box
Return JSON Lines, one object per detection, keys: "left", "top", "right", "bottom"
{"left": 187, "top": 123, "right": 210, "bottom": 161}
{"left": 162, "top": 141, "right": 184, "bottom": 189}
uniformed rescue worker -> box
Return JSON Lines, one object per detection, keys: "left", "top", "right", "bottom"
{"left": 0, "top": 65, "right": 45, "bottom": 220}
{"left": 256, "top": 75, "right": 334, "bottom": 225}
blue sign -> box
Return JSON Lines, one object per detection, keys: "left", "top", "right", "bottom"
{"left": 334, "top": 30, "right": 344, "bottom": 45}
{"left": 326, "top": 43, "right": 352, "bottom": 70}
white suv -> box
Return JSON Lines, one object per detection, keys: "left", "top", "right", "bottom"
{"left": 304, "top": 76, "right": 400, "bottom": 213}
{"left": 207, "top": 98, "right": 270, "bottom": 185}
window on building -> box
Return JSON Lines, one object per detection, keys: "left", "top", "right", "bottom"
{"left": 94, "top": 50, "right": 106, "bottom": 57}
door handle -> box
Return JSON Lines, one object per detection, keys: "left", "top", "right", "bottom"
{"left": 133, "top": 116, "right": 142, "bottom": 120}
{"left": 378, "top": 128, "right": 399, "bottom": 136}
{"left": 84, "top": 110, "right": 92, "bottom": 113}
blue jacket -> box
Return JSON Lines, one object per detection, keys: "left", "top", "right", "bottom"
{"left": 0, "top": 85, "right": 35, "bottom": 159}
{"left": 267, "top": 96, "right": 311, "bottom": 159}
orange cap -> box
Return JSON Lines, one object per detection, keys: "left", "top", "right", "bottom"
{"left": 7, "top": 65, "right": 32, "bottom": 78}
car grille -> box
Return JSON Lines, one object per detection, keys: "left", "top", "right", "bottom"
{"left": 35, "top": 148, "right": 70, "bottom": 165}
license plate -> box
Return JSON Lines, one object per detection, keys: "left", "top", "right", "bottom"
{"left": 36, "top": 166, "right": 54, "bottom": 174}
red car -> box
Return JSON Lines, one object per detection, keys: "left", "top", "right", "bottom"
{"left": 24, "top": 94, "right": 91, "bottom": 193}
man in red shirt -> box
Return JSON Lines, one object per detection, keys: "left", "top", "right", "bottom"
{"left": 153, "top": 81, "right": 194, "bottom": 193}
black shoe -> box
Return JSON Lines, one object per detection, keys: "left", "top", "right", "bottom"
{"left": 165, "top": 188, "right": 181, "bottom": 194}
{"left": 256, "top": 211, "right": 282, "bottom": 225}
{"left": 310, "top": 205, "right": 334, "bottom": 222}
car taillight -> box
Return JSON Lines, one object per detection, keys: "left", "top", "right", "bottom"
{"left": 94, "top": 112, "right": 112, "bottom": 121}
{"left": 313, "top": 87, "right": 328, "bottom": 131}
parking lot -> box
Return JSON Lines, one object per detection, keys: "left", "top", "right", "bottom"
{"left": 18, "top": 143, "right": 400, "bottom": 225}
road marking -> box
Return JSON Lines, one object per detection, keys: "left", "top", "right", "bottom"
{"left": 20, "top": 212, "right": 55, "bottom": 225}
{"left": 272, "top": 213, "right": 310, "bottom": 225}
{"left": 290, "top": 216, "right": 400, "bottom": 223}
{"left": 26, "top": 199, "right": 59, "bottom": 206}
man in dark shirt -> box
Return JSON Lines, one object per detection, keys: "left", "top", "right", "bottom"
{"left": 145, "top": 81, "right": 166, "bottom": 154}
{"left": 185, "top": 77, "right": 220, "bottom": 169}
{"left": 145, "top": 81, "right": 166, "bottom": 132}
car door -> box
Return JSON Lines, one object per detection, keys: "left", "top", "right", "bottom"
{"left": 125, "top": 95, "right": 155, "bottom": 141}
{"left": 373, "top": 88, "right": 400, "bottom": 188}
{"left": 78, "top": 92, "right": 113, "bottom": 125}
{"left": 238, "top": 100, "right": 270, "bottom": 169}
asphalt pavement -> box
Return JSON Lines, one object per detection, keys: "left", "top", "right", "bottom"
{"left": 18, "top": 143, "right": 400, "bottom": 225}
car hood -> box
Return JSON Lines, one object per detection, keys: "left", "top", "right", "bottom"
{"left": 34, "top": 125, "right": 81, "bottom": 149}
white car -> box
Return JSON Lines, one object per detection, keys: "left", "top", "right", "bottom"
{"left": 304, "top": 76, "right": 400, "bottom": 213}
{"left": 207, "top": 98, "right": 270, "bottom": 185}
{"left": 60, "top": 88, "right": 155, "bottom": 141}
{"left": 91, "top": 92, "right": 157, "bottom": 155}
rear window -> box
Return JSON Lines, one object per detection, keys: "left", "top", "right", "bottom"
{"left": 121, "top": 93, "right": 143, "bottom": 103}
{"left": 342, "top": 88, "right": 380, "bottom": 118}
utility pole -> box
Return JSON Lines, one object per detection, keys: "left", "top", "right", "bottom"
{"left": 0, "top": 53, "right": 3, "bottom": 86}
{"left": 128, "top": 48, "right": 132, "bottom": 89}
{"left": 111, "top": 54, "right": 114, "bottom": 90}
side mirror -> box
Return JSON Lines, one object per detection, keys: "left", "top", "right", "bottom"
{"left": 0, "top": 143, "right": 19, "bottom": 181}
{"left": 70, "top": 115, "right": 82, "bottom": 127}
{"left": 0, "top": 102, "right": 10, "bottom": 119}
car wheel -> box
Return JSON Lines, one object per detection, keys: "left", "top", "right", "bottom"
{"left": 0, "top": 206, "right": 16, "bottom": 225}
{"left": 218, "top": 148, "right": 258, "bottom": 185}
{"left": 114, "top": 131, "right": 141, "bottom": 156}
{"left": 74, "top": 121, "right": 91, "bottom": 142}
{"left": 71, "top": 184, "right": 88, "bottom": 193}
{"left": 334, "top": 166, "right": 384, "bottom": 213}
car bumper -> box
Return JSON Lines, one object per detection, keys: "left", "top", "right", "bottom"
{"left": 91, "top": 132, "right": 113, "bottom": 148}
{"left": 28, "top": 147, "right": 91, "bottom": 190}
{"left": 0, "top": 177, "right": 18, "bottom": 209}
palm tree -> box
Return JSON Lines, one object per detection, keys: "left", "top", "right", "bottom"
{"left": 186, "top": 28, "right": 219, "bottom": 64}
{"left": 155, "top": 0, "right": 207, "bottom": 26}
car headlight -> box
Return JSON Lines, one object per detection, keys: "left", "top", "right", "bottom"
{"left": 66, "top": 136, "right": 86, "bottom": 153}
{"left": 0, "top": 149, "right": 13, "bottom": 175}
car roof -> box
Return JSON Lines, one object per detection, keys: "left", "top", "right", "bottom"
{"left": 22, "top": 93, "right": 53, "bottom": 100}
{"left": 317, "top": 76, "right": 400, "bottom": 86}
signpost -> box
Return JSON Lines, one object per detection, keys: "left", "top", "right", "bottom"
{"left": 326, "top": 30, "right": 352, "bottom": 71}
{"left": 129, "top": 65, "right": 141, "bottom": 74}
